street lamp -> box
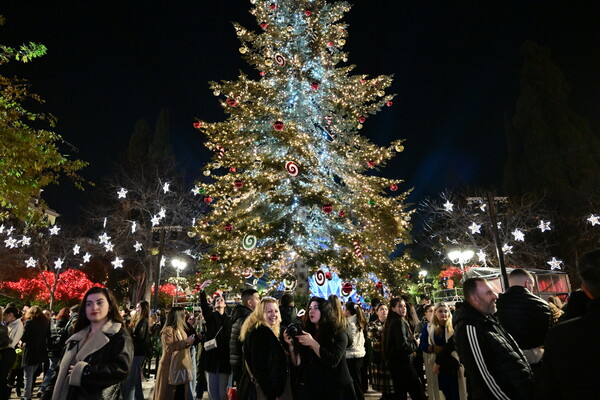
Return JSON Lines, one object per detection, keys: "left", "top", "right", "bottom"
{"left": 171, "top": 258, "right": 187, "bottom": 306}
{"left": 448, "top": 250, "right": 474, "bottom": 270}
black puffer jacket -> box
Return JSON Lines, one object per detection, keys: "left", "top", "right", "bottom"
{"left": 383, "top": 315, "right": 417, "bottom": 363}
{"left": 496, "top": 285, "right": 552, "bottom": 349}
{"left": 229, "top": 304, "right": 252, "bottom": 381}
{"left": 454, "top": 302, "right": 533, "bottom": 400}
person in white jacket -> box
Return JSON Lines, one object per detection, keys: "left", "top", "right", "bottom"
{"left": 345, "top": 301, "right": 367, "bottom": 400}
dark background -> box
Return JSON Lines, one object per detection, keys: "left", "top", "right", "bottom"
{"left": 2, "top": 0, "right": 600, "bottom": 221}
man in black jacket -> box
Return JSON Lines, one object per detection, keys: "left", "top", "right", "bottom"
{"left": 542, "top": 249, "right": 600, "bottom": 399}
{"left": 454, "top": 278, "right": 533, "bottom": 399}
{"left": 228, "top": 288, "right": 259, "bottom": 384}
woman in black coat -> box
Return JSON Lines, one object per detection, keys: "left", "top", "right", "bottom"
{"left": 43, "top": 287, "right": 134, "bottom": 400}
{"left": 238, "top": 298, "right": 290, "bottom": 400}
{"left": 122, "top": 300, "right": 150, "bottom": 400}
{"left": 21, "top": 306, "right": 49, "bottom": 400}
{"left": 383, "top": 298, "right": 426, "bottom": 400}
{"left": 0, "top": 325, "right": 16, "bottom": 400}
{"left": 288, "top": 296, "right": 356, "bottom": 400}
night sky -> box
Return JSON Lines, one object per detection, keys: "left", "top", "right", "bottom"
{"left": 3, "top": 0, "right": 600, "bottom": 221}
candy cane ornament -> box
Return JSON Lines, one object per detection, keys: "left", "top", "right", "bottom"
{"left": 353, "top": 240, "right": 363, "bottom": 258}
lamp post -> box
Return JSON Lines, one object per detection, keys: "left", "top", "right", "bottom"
{"left": 448, "top": 250, "right": 474, "bottom": 271}
{"left": 171, "top": 258, "right": 187, "bottom": 306}
{"left": 418, "top": 270, "right": 428, "bottom": 283}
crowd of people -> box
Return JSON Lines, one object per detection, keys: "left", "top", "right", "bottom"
{"left": 1, "top": 249, "right": 599, "bottom": 400}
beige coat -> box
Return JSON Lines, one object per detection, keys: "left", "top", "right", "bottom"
{"left": 153, "top": 327, "right": 192, "bottom": 400}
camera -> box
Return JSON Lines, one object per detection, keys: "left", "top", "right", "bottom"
{"left": 285, "top": 322, "right": 303, "bottom": 338}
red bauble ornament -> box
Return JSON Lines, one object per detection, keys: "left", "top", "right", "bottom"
{"left": 203, "top": 196, "right": 213, "bottom": 204}
{"left": 338, "top": 210, "right": 346, "bottom": 217}
{"left": 270, "top": 3, "right": 277, "bottom": 10}
{"left": 234, "top": 180, "right": 244, "bottom": 189}
{"left": 210, "top": 254, "right": 220, "bottom": 262}
{"left": 359, "top": 116, "right": 366, "bottom": 123}
{"left": 273, "top": 121, "right": 284, "bottom": 131}
{"left": 375, "top": 281, "right": 384, "bottom": 290}
{"left": 229, "top": 167, "right": 237, "bottom": 173}
{"left": 322, "top": 204, "right": 333, "bottom": 213}
{"left": 342, "top": 282, "right": 353, "bottom": 294}
{"left": 325, "top": 272, "right": 333, "bottom": 280}
{"left": 224, "top": 224, "right": 233, "bottom": 232}
{"left": 386, "top": 100, "right": 393, "bottom": 107}
{"left": 360, "top": 79, "right": 366, "bottom": 84}
{"left": 327, "top": 41, "right": 334, "bottom": 48}
{"left": 226, "top": 98, "right": 237, "bottom": 107}
{"left": 260, "top": 22, "right": 268, "bottom": 29}
{"left": 193, "top": 121, "right": 202, "bottom": 129}
{"left": 310, "top": 82, "right": 319, "bottom": 91}
{"left": 390, "top": 184, "right": 398, "bottom": 191}
{"left": 367, "top": 160, "right": 376, "bottom": 168}
{"left": 259, "top": 71, "right": 266, "bottom": 76}
{"left": 304, "top": 10, "right": 312, "bottom": 16}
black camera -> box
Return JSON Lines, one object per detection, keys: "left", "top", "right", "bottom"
{"left": 285, "top": 322, "right": 303, "bottom": 338}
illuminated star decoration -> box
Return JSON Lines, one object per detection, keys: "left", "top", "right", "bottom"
{"left": 158, "top": 207, "right": 166, "bottom": 219}
{"left": 4, "top": 237, "right": 17, "bottom": 248}
{"left": 587, "top": 214, "right": 600, "bottom": 226}
{"left": 6, "top": 226, "right": 15, "bottom": 235}
{"left": 479, "top": 203, "right": 487, "bottom": 212}
{"left": 98, "top": 232, "right": 111, "bottom": 245}
{"left": 191, "top": 186, "right": 201, "bottom": 196}
{"left": 73, "top": 244, "right": 81, "bottom": 255}
{"left": 160, "top": 256, "right": 166, "bottom": 267}
{"left": 49, "top": 225, "right": 60, "bottom": 235}
{"left": 104, "top": 242, "right": 115, "bottom": 252}
{"left": 82, "top": 253, "right": 91, "bottom": 263}
{"left": 21, "top": 236, "right": 31, "bottom": 246}
{"left": 512, "top": 229, "right": 525, "bottom": 242}
{"left": 111, "top": 257, "right": 124, "bottom": 268}
{"left": 468, "top": 222, "right": 482, "bottom": 234}
{"left": 162, "top": 182, "right": 170, "bottom": 193}
{"left": 24, "top": 257, "right": 37, "bottom": 268}
{"left": 0, "top": 224, "right": 4, "bottom": 234}
{"left": 477, "top": 249, "right": 487, "bottom": 263}
{"left": 538, "top": 220, "right": 552, "bottom": 232}
{"left": 151, "top": 215, "right": 161, "bottom": 227}
{"left": 117, "top": 187, "right": 128, "bottom": 199}
{"left": 131, "top": 221, "right": 137, "bottom": 233}
{"left": 54, "top": 258, "right": 64, "bottom": 270}
{"left": 133, "top": 241, "right": 143, "bottom": 252}
{"left": 547, "top": 257, "right": 563, "bottom": 271}
{"left": 502, "top": 243, "right": 513, "bottom": 254}
{"left": 443, "top": 200, "right": 454, "bottom": 212}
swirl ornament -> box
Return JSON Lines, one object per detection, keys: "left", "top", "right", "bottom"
{"left": 315, "top": 270, "right": 326, "bottom": 286}
{"left": 242, "top": 268, "right": 253, "bottom": 279}
{"left": 341, "top": 282, "right": 353, "bottom": 296}
{"left": 285, "top": 161, "right": 299, "bottom": 177}
{"left": 283, "top": 278, "right": 297, "bottom": 291}
{"left": 274, "top": 53, "right": 286, "bottom": 66}
{"left": 242, "top": 234, "right": 257, "bottom": 250}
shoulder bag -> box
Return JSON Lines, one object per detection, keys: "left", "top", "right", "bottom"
{"left": 168, "top": 331, "right": 193, "bottom": 385}
{"left": 204, "top": 325, "right": 223, "bottom": 351}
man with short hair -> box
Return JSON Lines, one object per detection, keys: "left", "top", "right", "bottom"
{"left": 542, "top": 249, "right": 600, "bottom": 398}
{"left": 415, "top": 294, "right": 431, "bottom": 320}
{"left": 454, "top": 278, "right": 533, "bottom": 399}
{"left": 228, "top": 288, "right": 259, "bottom": 384}
{"left": 3, "top": 307, "right": 23, "bottom": 348}
{"left": 279, "top": 293, "right": 298, "bottom": 328}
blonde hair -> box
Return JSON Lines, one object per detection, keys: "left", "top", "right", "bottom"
{"left": 433, "top": 302, "right": 454, "bottom": 337}
{"left": 162, "top": 307, "right": 187, "bottom": 338}
{"left": 240, "top": 298, "right": 281, "bottom": 341}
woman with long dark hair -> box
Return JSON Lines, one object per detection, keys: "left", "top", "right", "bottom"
{"left": 289, "top": 296, "right": 356, "bottom": 400}
{"left": 344, "top": 301, "right": 367, "bottom": 400}
{"left": 43, "top": 287, "right": 133, "bottom": 400}
{"left": 122, "top": 300, "right": 150, "bottom": 400}
{"left": 383, "top": 297, "right": 426, "bottom": 400}
{"left": 368, "top": 303, "right": 394, "bottom": 399}
{"left": 153, "top": 307, "right": 196, "bottom": 400}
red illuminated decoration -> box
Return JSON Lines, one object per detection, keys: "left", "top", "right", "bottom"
{"left": 386, "top": 100, "right": 393, "bottom": 107}
{"left": 338, "top": 210, "right": 345, "bottom": 217}
{"left": 322, "top": 203, "right": 333, "bottom": 213}
{"left": 273, "top": 121, "right": 284, "bottom": 131}
{"left": 358, "top": 116, "right": 366, "bottom": 123}
{"left": 203, "top": 195, "right": 213, "bottom": 203}
{"left": 224, "top": 223, "right": 233, "bottom": 232}
{"left": 234, "top": 180, "right": 244, "bottom": 188}
{"left": 210, "top": 254, "right": 220, "bottom": 262}
{"left": 325, "top": 272, "right": 333, "bottom": 280}
{"left": 226, "top": 98, "right": 238, "bottom": 107}
{"left": 390, "top": 184, "right": 398, "bottom": 191}
{"left": 260, "top": 22, "right": 268, "bottom": 29}
{"left": 304, "top": 10, "right": 312, "bottom": 16}
{"left": 229, "top": 167, "right": 237, "bottom": 173}
{"left": 375, "top": 281, "right": 384, "bottom": 290}
{"left": 342, "top": 282, "right": 353, "bottom": 294}
{"left": 310, "top": 82, "right": 319, "bottom": 91}
{"left": 367, "top": 160, "right": 376, "bottom": 168}
{"left": 193, "top": 121, "right": 202, "bottom": 129}
{"left": 270, "top": 4, "right": 276, "bottom": 10}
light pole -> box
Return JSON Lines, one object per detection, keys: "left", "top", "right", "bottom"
{"left": 448, "top": 250, "right": 474, "bottom": 271}
{"left": 171, "top": 258, "right": 187, "bottom": 306}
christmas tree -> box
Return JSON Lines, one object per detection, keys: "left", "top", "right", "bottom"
{"left": 193, "top": 0, "right": 414, "bottom": 293}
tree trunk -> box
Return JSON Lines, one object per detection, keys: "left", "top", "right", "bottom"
{"left": 294, "top": 258, "right": 309, "bottom": 296}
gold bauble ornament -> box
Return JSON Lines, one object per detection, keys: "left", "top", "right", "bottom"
{"left": 239, "top": 47, "right": 248, "bottom": 54}
{"left": 203, "top": 170, "right": 211, "bottom": 176}
{"left": 395, "top": 144, "right": 404, "bottom": 152}
{"left": 338, "top": 39, "right": 346, "bottom": 46}
{"left": 265, "top": 59, "right": 273, "bottom": 66}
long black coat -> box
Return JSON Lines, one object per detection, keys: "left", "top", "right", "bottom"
{"left": 200, "top": 290, "right": 232, "bottom": 374}
{"left": 130, "top": 318, "right": 150, "bottom": 357}
{"left": 238, "top": 325, "right": 288, "bottom": 400}
{"left": 21, "top": 317, "right": 49, "bottom": 366}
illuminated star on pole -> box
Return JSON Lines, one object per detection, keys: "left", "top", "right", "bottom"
{"left": 6, "top": 226, "right": 15, "bottom": 235}
{"left": 24, "top": 257, "right": 37, "bottom": 268}
{"left": 443, "top": 200, "right": 454, "bottom": 212}
{"left": 158, "top": 208, "right": 166, "bottom": 219}
{"left": 163, "top": 182, "right": 170, "bottom": 193}
{"left": 117, "top": 187, "right": 128, "bottom": 199}
{"left": 4, "top": 237, "right": 17, "bottom": 248}
{"left": 111, "top": 257, "right": 124, "bottom": 268}
{"left": 502, "top": 243, "right": 513, "bottom": 255}
{"left": 538, "top": 220, "right": 552, "bottom": 232}
{"left": 133, "top": 241, "right": 143, "bottom": 252}
{"left": 54, "top": 258, "right": 64, "bottom": 270}
{"left": 104, "top": 242, "right": 114, "bottom": 252}
{"left": 468, "top": 222, "right": 482, "bottom": 234}
{"left": 49, "top": 225, "right": 60, "bottom": 235}
{"left": 21, "top": 236, "right": 31, "bottom": 246}
{"left": 73, "top": 244, "right": 81, "bottom": 255}
{"left": 151, "top": 215, "right": 161, "bottom": 227}
{"left": 479, "top": 203, "right": 487, "bottom": 212}
{"left": 160, "top": 256, "right": 166, "bottom": 268}
{"left": 82, "top": 253, "right": 91, "bottom": 263}
{"left": 587, "top": 214, "right": 600, "bottom": 226}
{"left": 98, "top": 232, "right": 111, "bottom": 245}
{"left": 131, "top": 221, "right": 137, "bottom": 233}
{"left": 477, "top": 249, "right": 487, "bottom": 263}
{"left": 512, "top": 229, "right": 525, "bottom": 242}
{"left": 547, "top": 257, "right": 563, "bottom": 271}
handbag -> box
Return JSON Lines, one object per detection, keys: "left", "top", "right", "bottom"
{"left": 204, "top": 325, "right": 223, "bottom": 351}
{"left": 168, "top": 331, "right": 193, "bottom": 385}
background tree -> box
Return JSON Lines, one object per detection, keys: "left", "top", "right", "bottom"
{"left": 192, "top": 0, "right": 414, "bottom": 293}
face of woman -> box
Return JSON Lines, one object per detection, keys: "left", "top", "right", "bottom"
{"left": 392, "top": 300, "right": 407, "bottom": 317}
{"left": 135, "top": 303, "right": 141, "bottom": 313}
{"left": 214, "top": 297, "right": 225, "bottom": 309}
{"left": 425, "top": 307, "right": 434, "bottom": 322}
{"left": 377, "top": 305, "right": 388, "bottom": 321}
{"left": 264, "top": 302, "right": 280, "bottom": 328}
{"left": 86, "top": 293, "right": 109, "bottom": 325}
{"left": 308, "top": 301, "right": 321, "bottom": 325}
{"left": 436, "top": 306, "right": 449, "bottom": 324}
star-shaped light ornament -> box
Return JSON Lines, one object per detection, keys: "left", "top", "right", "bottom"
{"left": 162, "top": 182, "right": 170, "bottom": 193}
{"left": 538, "top": 220, "right": 552, "bottom": 232}
{"left": 477, "top": 249, "right": 487, "bottom": 263}
{"left": 25, "top": 257, "right": 37, "bottom": 268}
{"left": 117, "top": 187, "right": 128, "bottom": 199}
{"left": 4, "top": 237, "right": 17, "bottom": 248}
{"left": 158, "top": 208, "right": 166, "bottom": 219}
{"left": 160, "top": 256, "right": 166, "bottom": 268}
{"left": 104, "top": 242, "right": 115, "bottom": 252}
{"left": 547, "top": 257, "right": 563, "bottom": 271}
{"left": 54, "top": 258, "right": 64, "bottom": 270}
{"left": 133, "top": 241, "right": 143, "bottom": 252}
{"left": 588, "top": 214, "right": 600, "bottom": 226}
{"left": 443, "top": 200, "right": 454, "bottom": 212}
{"left": 82, "top": 253, "right": 92, "bottom": 263}
{"left": 131, "top": 221, "right": 137, "bottom": 233}
{"left": 191, "top": 186, "right": 201, "bottom": 196}
{"left": 21, "top": 236, "right": 31, "bottom": 246}
{"left": 479, "top": 203, "right": 487, "bottom": 212}
{"left": 151, "top": 215, "right": 161, "bottom": 227}
{"left": 73, "top": 244, "right": 81, "bottom": 255}
{"left": 49, "top": 225, "right": 60, "bottom": 235}
{"left": 6, "top": 226, "right": 15, "bottom": 235}
{"left": 512, "top": 229, "right": 525, "bottom": 242}
{"left": 0, "top": 224, "right": 4, "bottom": 234}
{"left": 469, "top": 222, "right": 482, "bottom": 234}
{"left": 98, "top": 232, "right": 111, "bottom": 245}
{"left": 502, "top": 243, "right": 513, "bottom": 255}
{"left": 111, "top": 257, "right": 124, "bottom": 268}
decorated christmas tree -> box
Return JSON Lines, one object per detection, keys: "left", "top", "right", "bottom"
{"left": 193, "top": 0, "right": 414, "bottom": 294}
